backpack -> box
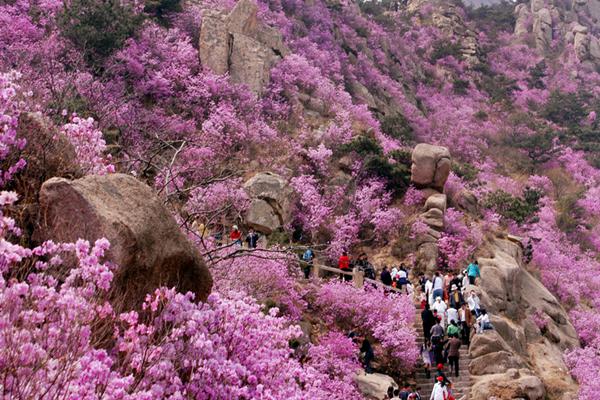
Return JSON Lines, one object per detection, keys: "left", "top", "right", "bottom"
{"left": 303, "top": 250, "right": 313, "bottom": 261}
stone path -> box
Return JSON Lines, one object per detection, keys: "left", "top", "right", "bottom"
{"left": 413, "top": 304, "right": 471, "bottom": 400}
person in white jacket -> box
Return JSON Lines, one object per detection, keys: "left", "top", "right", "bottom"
{"left": 425, "top": 276, "right": 434, "bottom": 306}
{"left": 430, "top": 377, "right": 448, "bottom": 400}
{"left": 431, "top": 297, "right": 448, "bottom": 327}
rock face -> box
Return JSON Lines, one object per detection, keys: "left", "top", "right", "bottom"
{"left": 198, "top": 0, "right": 288, "bottom": 94}
{"left": 354, "top": 371, "right": 398, "bottom": 400}
{"left": 37, "top": 174, "right": 213, "bottom": 310}
{"left": 415, "top": 193, "right": 447, "bottom": 274}
{"left": 16, "top": 112, "right": 81, "bottom": 191}
{"left": 411, "top": 144, "right": 451, "bottom": 192}
{"left": 533, "top": 7, "right": 553, "bottom": 50}
{"left": 468, "top": 237, "right": 579, "bottom": 399}
{"left": 243, "top": 172, "right": 292, "bottom": 234}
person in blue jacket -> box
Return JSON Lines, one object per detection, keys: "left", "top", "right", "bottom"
{"left": 466, "top": 259, "right": 480, "bottom": 285}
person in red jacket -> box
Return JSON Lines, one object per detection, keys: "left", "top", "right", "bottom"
{"left": 338, "top": 251, "right": 351, "bottom": 281}
{"left": 230, "top": 225, "right": 242, "bottom": 246}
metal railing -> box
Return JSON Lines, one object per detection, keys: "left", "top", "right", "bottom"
{"left": 311, "top": 263, "right": 405, "bottom": 294}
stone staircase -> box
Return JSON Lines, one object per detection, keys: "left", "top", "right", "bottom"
{"left": 413, "top": 304, "right": 471, "bottom": 400}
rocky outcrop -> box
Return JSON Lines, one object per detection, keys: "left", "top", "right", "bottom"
{"left": 410, "top": 144, "right": 451, "bottom": 193}
{"left": 407, "top": 0, "right": 483, "bottom": 64}
{"left": 354, "top": 371, "right": 398, "bottom": 400}
{"left": 468, "top": 237, "right": 579, "bottom": 399}
{"left": 198, "top": 0, "right": 288, "bottom": 95}
{"left": 36, "top": 174, "right": 213, "bottom": 311}
{"left": 243, "top": 172, "right": 292, "bottom": 234}
{"left": 411, "top": 144, "right": 451, "bottom": 274}
{"left": 533, "top": 7, "right": 553, "bottom": 50}
{"left": 471, "top": 369, "right": 546, "bottom": 400}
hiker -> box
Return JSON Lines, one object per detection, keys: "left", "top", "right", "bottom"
{"left": 445, "top": 334, "right": 461, "bottom": 377}
{"left": 431, "top": 297, "right": 447, "bottom": 327}
{"left": 422, "top": 303, "right": 435, "bottom": 344}
{"left": 430, "top": 318, "right": 445, "bottom": 346}
{"left": 421, "top": 342, "right": 432, "bottom": 379}
{"left": 446, "top": 319, "right": 460, "bottom": 338}
{"left": 432, "top": 272, "right": 444, "bottom": 301}
{"left": 408, "top": 388, "right": 422, "bottom": 400}
{"left": 443, "top": 271, "right": 454, "bottom": 300}
{"left": 466, "top": 259, "right": 481, "bottom": 285}
{"left": 338, "top": 251, "right": 351, "bottom": 281}
{"left": 245, "top": 228, "right": 259, "bottom": 248}
{"left": 430, "top": 376, "right": 448, "bottom": 400}
{"left": 360, "top": 337, "right": 374, "bottom": 373}
{"left": 302, "top": 248, "right": 314, "bottom": 279}
{"left": 434, "top": 363, "right": 451, "bottom": 386}
{"left": 397, "top": 264, "right": 409, "bottom": 293}
{"left": 381, "top": 266, "right": 393, "bottom": 286}
{"left": 448, "top": 284, "right": 463, "bottom": 309}
{"left": 446, "top": 305, "right": 459, "bottom": 329}
{"left": 460, "top": 303, "right": 472, "bottom": 345}
{"left": 230, "top": 225, "right": 242, "bottom": 246}
{"left": 424, "top": 275, "right": 434, "bottom": 306}
{"left": 467, "top": 291, "right": 481, "bottom": 317}
{"left": 398, "top": 384, "right": 411, "bottom": 400}
{"left": 386, "top": 386, "right": 395, "bottom": 399}
{"left": 524, "top": 238, "right": 533, "bottom": 264}
{"left": 418, "top": 273, "right": 427, "bottom": 292}
{"left": 391, "top": 266, "right": 399, "bottom": 281}
{"left": 476, "top": 309, "right": 493, "bottom": 334}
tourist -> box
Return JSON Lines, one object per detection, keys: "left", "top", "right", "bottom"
{"left": 524, "top": 238, "right": 533, "bottom": 264}
{"left": 476, "top": 309, "right": 493, "bottom": 334}
{"left": 408, "top": 387, "right": 422, "bottom": 400}
{"left": 460, "top": 303, "right": 472, "bottom": 345}
{"left": 338, "top": 251, "right": 351, "bottom": 281}
{"left": 245, "top": 228, "right": 259, "bottom": 248}
{"left": 432, "top": 272, "right": 444, "bottom": 301}
{"left": 430, "top": 376, "right": 448, "bottom": 400}
{"left": 418, "top": 273, "right": 427, "bottom": 292}
{"left": 397, "top": 264, "right": 409, "bottom": 293}
{"left": 445, "top": 334, "right": 462, "bottom": 377}
{"left": 432, "top": 297, "right": 447, "bottom": 327}
{"left": 391, "top": 265, "right": 399, "bottom": 281}
{"left": 421, "top": 342, "right": 432, "bottom": 379}
{"left": 360, "top": 337, "right": 374, "bottom": 373}
{"left": 448, "top": 284, "right": 463, "bottom": 309}
{"left": 446, "top": 305, "right": 459, "bottom": 329}
{"left": 447, "top": 319, "right": 460, "bottom": 338}
{"left": 467, "top": 290, "right": 481, "bottom": 317}
{"left": 460, "top": 270, "right": 469, "bottom": 291}
{"left": 434, "top": 363, "right": 451, "bottom": 386}
{"left": 422, "top": 303, "right": 435, "bottom": 344}
{"left": 399, "top": 384, "right": 411, "bottom": 400}
{"left": 466, "top": 259, "right": 481, "bottom": 285}
{"left": 230, "top": 225, "right": 242, "bottom": 246}
{"left": 424, "top": 275, "right": 434, "bottom": 306}
{"left": 443, "top": 271, "right": 454, "bottom": 300}
{"left": 302, "top": 247, "right": 314, "bottom": 279}
{"left": 381, "top": 266, "right": 393, "bottom": 286}
{"left": 386, "top": 386, "right": 395, "bottom": 399}
{"left": 430, "top": 318, "right": 444, "bottom": 346}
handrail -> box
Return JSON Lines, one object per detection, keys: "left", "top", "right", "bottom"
{"left": 311, "top": 263, "right": 406, "bottom": 294}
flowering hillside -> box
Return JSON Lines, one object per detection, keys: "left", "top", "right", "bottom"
{"left": 1, "top": 0, "right": 600, "bottom": 398}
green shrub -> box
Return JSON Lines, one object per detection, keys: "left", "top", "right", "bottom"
{"left": 144, "top": 0, "right": 181, "bottom": 19}
{"left": 452, "top": 79, "right": 470, "bottom": 95}
{"left": 503, "top": 130, "right": 558, "bottom": 165}
{"left": 483, "top": 187, "right": 542, "bottom": 224}
{"left": 430, "top": 39, "right": 463, "bottom": 63}
{"left": 380, "top": 113, "right": 414, "bottom": 143}
{"left": 58, "top": 0, "right": 143, "bottom": 69}
{"left": 451, "top": 161, "right": 478, "bottom": 182}
{"left": 526, "top": 61, "right": 547, "bottom": 90}
{"left": 541, "top": 91, "right": 588, "bottom": 127}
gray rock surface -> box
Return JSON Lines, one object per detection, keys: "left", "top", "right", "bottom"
{"left": 243, "top": 172, "right": 292, "bottom": 234}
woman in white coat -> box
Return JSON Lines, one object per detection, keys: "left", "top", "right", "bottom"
{"left": 430, "top": 376, "right": 449, "bottom": 400}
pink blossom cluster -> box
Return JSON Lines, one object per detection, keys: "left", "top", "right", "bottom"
{"left": 61, "top": 115, "right": 115, "bottom": 175}
{"left": 315, "top": 281, "right": 418, "bottom": 368}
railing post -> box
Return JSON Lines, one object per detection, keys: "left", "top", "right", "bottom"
{"left": 353, "top": 269, "right": 364, "bottom": 288}
{"left": 313, "top": 263, "right": 321, "bottom": 278}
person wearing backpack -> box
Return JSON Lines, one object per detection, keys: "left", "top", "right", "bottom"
{"left": 432, "top": 272, "right": 444, "bottom": 301}
{"left": 302, "top": 248, "right": 314, "bottom": 279}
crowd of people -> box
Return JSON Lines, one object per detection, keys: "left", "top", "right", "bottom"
{"left": 418, "top": 260, "right": 494, "bottom": 397}
{"left": 386, "top": 384, "right": 422, "bottom": 399}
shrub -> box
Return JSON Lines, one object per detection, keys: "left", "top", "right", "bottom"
{"left": 541, "top": 91, "right": 588, "bottom": 127}
{"left": 380, "top": 113, "right": 415, "bottom": 143}
{"left": 58, "top": 0, "right": 143, "bottom": 69}
{"left": 483, "top": 187, "right": 542, "bottom": 224}
{"left": 430, "top": 39, "right": 463, "bottom": 63}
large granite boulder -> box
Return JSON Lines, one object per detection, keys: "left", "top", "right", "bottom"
{"left": 199, "top": 0, "right": 288, "bottom": 94}
{"left": 411, "top": 144, "right": 451, "bottom": 192}
{"left": 36, "top": 174, "right": 212, "bottom": 310}
{"left": 243, "top": 172, "right": 292, "bottom": 234}
{"left": 467, "top": 237, "right": 579, "bottom": 398}
{"left": 533, "top": 7, "right": 553, "bottom": 50}
{"left": 471, "top": 369, "right": 546, "bottom": 400}
{"left": 354, "top": 371, "right": 397, "bottom": 400}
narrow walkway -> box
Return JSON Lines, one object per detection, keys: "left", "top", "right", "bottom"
{"left": 413, "top": 303, "right": 471, "bottom": 400}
